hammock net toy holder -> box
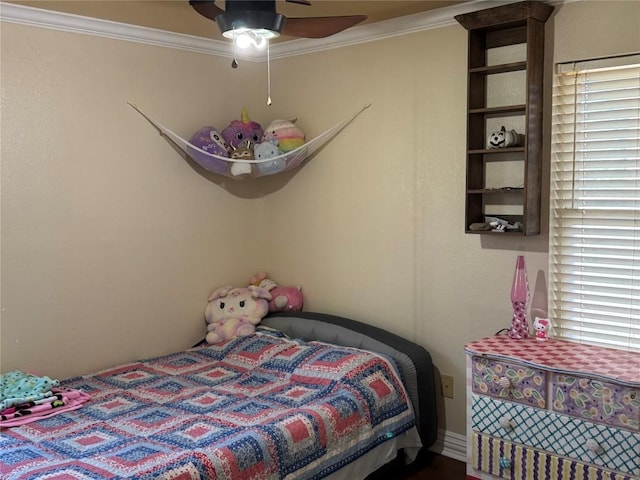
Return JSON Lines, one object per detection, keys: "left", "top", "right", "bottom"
{"left": 128, "top": 103, "right": 371, "bottom": 180}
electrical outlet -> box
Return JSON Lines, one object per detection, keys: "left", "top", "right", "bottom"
{"left": 442, "top": 375, "right": 454, "bottom": 398}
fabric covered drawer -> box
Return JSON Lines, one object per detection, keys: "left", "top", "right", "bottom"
{"left": 471, "top": 432, "right": 635, "bottom": 480}
{"left": 472, "top": 394, "right": 640, "bottom": 476}
{"left": 552, "top": 373, "right": 640, "bottom": 432}
{"left": 471, "top": 355, "right": 546, "bottom": 408}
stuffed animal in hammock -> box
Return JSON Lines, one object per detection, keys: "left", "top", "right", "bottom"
{"left": 255, "top": 139, "right": 286, "bottom": 175}
{"left": 222, "top": 107, "right": 263, "bottom": 150}
{"left": 204, "top": 285, "right": 272, "bottom": 344}
{"left": 229, "top": 140, "right": 255, "bottom": 177}
{"left": 261, "top": 118, "right": 305, "bottom": 153}
{"left": 188, "top": 126, "right": 229, "bottom": 174}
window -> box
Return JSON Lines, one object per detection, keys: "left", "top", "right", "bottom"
{"left": 550, "top": 54, "right": 640, "bottom": 352}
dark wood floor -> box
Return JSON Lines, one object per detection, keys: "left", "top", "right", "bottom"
{"left": 366, "top": 451, "right": 466, "bottom": 480}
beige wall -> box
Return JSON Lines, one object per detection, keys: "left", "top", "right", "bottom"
{"left": 257, "top": 0, "right": 639, "bottom": 437}
{"left": 1, "top": 0, "right": 639, "bottom": 442}
{"left": 0, "top": 24, "right": 266, "bottom": 377}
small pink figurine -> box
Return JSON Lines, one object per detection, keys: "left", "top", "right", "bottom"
{"left": 534, "top": 317, "right": 550, "bottom": 341}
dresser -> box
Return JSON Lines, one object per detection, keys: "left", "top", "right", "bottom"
{"left": 465, "top": 336, "right": 640, "bottom": 479}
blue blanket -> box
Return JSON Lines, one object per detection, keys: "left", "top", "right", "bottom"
{"left": 0, "top": 371, "right": 60, "bottom": 411}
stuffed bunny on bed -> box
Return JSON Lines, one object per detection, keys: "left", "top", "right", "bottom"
{"left": 204, "top": 285, "right": 272, "bottom": 344}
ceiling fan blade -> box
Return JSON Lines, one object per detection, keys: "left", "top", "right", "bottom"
{"left": 189, "top": 0, "right": 224, "bottom": 21}
{"left": 282, "top": 15, "right": 367, "bottom": 38}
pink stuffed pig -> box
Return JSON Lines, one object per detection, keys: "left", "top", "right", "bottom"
{"left": 249, "top": 272, "right": 304, "bottom": 313}
{"left": 269, "top": 285, "right": 303, "bottom": 312}
{"left": 205, "top": 285, "right": 271, "bottom": 344}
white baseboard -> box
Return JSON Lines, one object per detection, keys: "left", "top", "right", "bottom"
{"left": 429, "top": 428, "right": 467, "bottom": 463}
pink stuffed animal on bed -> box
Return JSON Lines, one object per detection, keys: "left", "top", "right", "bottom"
{"left": 204, "top": 285, "right": 272, "bottom": 344}
{"left": 249, "top": 272, "right": 304, "bottom": 313}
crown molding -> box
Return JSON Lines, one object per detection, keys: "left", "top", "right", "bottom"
{"left": 271, "top": 0, "right": 518, "bottom": 60}
{"left": 0, "top": 2, "right": 239, "bottom": 58}
{"left": 0, "top": 1, "right": 563, "bottom": 61}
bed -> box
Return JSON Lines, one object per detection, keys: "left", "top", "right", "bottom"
{"left": 1, "top": 312, "right": 437, "bottom": 480}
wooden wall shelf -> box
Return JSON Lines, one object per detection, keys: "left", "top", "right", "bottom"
{"left": 456, "top": 1, "right": 554, "bottom": 235}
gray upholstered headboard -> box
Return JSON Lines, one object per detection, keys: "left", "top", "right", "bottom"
{"left": 261, "top": 312, "right": 438, "bottom": 449}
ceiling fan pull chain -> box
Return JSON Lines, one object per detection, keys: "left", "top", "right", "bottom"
{"left": 266, "top": 41, "right": 272, "bottom": 106}
{"left": 231, "top": 27, "right": 239, "bottom": 68}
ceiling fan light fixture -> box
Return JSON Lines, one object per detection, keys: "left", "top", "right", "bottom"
{"left": 217, "top": 10, "right": 284, "bottom": 48}
{"left": 190, "top": 0, "right": 368, "bottom": 42}
{"left": 228, "top": 28, "right": 271, "bottom": 49}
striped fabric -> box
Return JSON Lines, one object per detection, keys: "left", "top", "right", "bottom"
{"left": 471, "top": 432, "right": 634, "bottom": 480}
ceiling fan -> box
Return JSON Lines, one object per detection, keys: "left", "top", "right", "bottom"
{"left": 189, "top": 0, "right": 368, "bottom": 40}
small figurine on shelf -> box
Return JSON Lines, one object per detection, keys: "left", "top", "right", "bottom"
{"left": 533, "top": 317, "right": 551, "bottom": 341}
{"left": 487, "top": 126, "right": 524, "bottom": 149}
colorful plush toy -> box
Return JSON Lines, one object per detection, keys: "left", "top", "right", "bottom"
{"left": 255, "top": 140, "right": 286, "bottom": 175}
{"left": 249, "top": 272, "right": 304, "bottom": 313}
{"left": 261, "top": 118, "right": 305, "bottom": 153}
{"left": 269, "top": 285, "right": 303, "bottom": 312}
{"left": 222, "top": 107, "right": 264, "bottom": 150}
{"left": 487, "top": 126, "right": 524, "bottom": 149}
{"left": 204, "top": 285, "right": 272, "bottom": 344}
{"left": 230, "top": 140, "right": 255, "bottom": 177}
{"left": 188, "top": 126, "right": 229, "bottom": 174}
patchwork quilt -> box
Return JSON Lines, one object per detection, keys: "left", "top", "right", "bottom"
{"left": 1, "top": 329, "right": 416, "bottom": 479}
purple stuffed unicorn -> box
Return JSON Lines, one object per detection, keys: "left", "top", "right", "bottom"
{"left": 222, "top": 107, "right": 264, "bottom": 150}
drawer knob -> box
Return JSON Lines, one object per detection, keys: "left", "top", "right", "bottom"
{"left": 499, "top": 376, "right": 512, "bottom": 389}
{"left": 585, "top": 439, "right": 602, "bottom": 454}
{"left": 499, "top": 416, "right": 513, "bottom": 430}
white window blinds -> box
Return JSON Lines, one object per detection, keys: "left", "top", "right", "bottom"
{"left": 550, "top": 54, "right": 640, "bottom": 352}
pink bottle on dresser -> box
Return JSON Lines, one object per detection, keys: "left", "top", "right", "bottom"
{"left": 508, "top": 255, "right": 531, "bottom": 339}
